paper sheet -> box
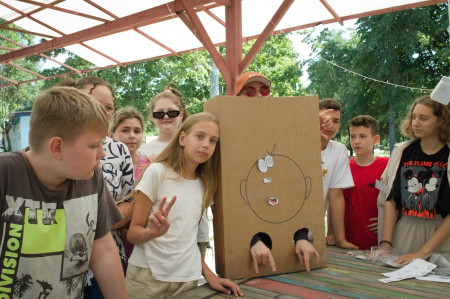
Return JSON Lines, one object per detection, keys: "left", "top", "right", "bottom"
{"left": 416, "top": 274, "right": 450, "bottom": 283}
{"left": 379, "top": 259, "right": 436, "bottom": 283}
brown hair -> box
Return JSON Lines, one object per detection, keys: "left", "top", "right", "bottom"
{"left": 29, "top": 86, "right": 108, "bottom": 152}
{"left": 319, "top": 98, "right": 342, "bottom": 112}
{"left": 401, "top": 95, "right": 450, "bottom": 142}
{"left": 349, "top": 115, "right": 380, "bottom": 136}
{"left": 109, "top": 107, "right": 145, "bottom": 133}
{"left": 154, "top": 112, "right": 219, "bottom": 211}
{"left": 59, "top": 76, "right": 117, "bottom": 112}
{"left": 149, "top": 85, "right": 189, "bottom": 122}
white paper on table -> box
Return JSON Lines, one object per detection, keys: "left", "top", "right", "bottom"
{"left": 378, "top": 259, "right": 436, "bottom": 283}
{"left": 416, "top": 274, "right": 450, "bottom": 283}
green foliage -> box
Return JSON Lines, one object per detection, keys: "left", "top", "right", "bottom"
{"left": 1, "top": 21, "right": 44, "bottom": 151}
{"left": 222, "top": 33, "right": 304, "bottom": 96}
{"left": 304, "top": 3, "right": 449, "bottom": 151}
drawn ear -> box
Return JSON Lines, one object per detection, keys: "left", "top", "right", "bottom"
{"left": 240, "top": 179, "right": 249, "bottom": 204}
{"left": 304, "top": 176, "right": 311, "bottom": 199}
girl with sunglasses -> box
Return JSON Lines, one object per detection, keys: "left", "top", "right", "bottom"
{"left": 138, "top": 86, "right": 211, "bottom": 261}
{"left": 126, "top": 113, "right": 243, "bottom": 297}
{"left": 138, "top": 87, "right": 188, "bottom": 162}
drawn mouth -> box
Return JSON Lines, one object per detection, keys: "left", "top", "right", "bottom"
{"left": 268, "top": 197, "right": 279, "bottom": 205}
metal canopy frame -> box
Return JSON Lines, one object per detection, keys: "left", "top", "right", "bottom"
{"left": 0, "top": 0, "right": 446, "bottom": 93}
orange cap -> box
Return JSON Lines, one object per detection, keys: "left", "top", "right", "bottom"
{"left": 234, "top": 72, "right": 271, "bottom": 96}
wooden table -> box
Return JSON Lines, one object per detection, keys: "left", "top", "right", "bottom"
{"left": 177, "top": 246, "right": 450, "bottom": 298}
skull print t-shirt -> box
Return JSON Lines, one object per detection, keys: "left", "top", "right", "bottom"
{"left": 388, "top": 140, "right": 449, "bottom": 218}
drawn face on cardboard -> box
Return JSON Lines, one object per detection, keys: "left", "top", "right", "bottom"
{"left": 240, "top": 147, "right": 311, "bottom": 224}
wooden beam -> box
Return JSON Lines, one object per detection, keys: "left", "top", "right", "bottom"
{"left": 202, "top": 8, "right": 225, "bottom": 27}
{"left": 319, "top": 0, "right": 343, "bottom": 25}
{"left": 7, "top": 62, "right": 47, "bottom": 79}
{"left": 0, "top": 0, "right": 221, "bottom": 63}
{"left": 239, "top": 0, "right": 295, "bottom": 74}
{"left": 225, "top": 0, "right": 242, "bottom": 95}
{"left": 0, "top": 25, "right": 58, "bottom": 39}
{"left": 265, "top": 0, "right": 447, "bottom": 36}
{"left": 0, "top": 0, "right": 65, "bottom": 26}
{"left": 0, "top": 0, "right": 65, "bottom": 36}
{"left": 0, "top": 76, "right": 18, "bottom": 85}
{"left": 178, "top": 0, "right": 230, "bottom": 84}
{"left": 133, "top": 28, "right": 180, "bottom": 57}
{"left": 16, "top": 0, "right": 111, "bottom": 22}
{"left": 78, "top": 42, "right": 123, "bottom": 66}
{"left": 0, "top": 34, "right": 81, "bottom": 73}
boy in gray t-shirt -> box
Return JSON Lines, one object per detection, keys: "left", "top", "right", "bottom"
{"left": 0, "top": 87, "right": 126, "bottom": 298}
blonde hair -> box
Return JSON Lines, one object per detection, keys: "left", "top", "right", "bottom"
{"left": 109, "top": 107, "right": 145, "bottom": 133}
{"left": 401, "top": 95, "right": 450, "bottom": 142}
{"left": 29, "top": 86, "right": 108, "bottom": 152}
{"left": 154, "top": 112, "right": 219, "bottom": 211}
{"left": 149, "top": 86, "right": 189, "bottom": 122}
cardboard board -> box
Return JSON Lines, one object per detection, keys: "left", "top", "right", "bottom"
{"left": 204, "top": 95, "right": 327, "bottom": 280}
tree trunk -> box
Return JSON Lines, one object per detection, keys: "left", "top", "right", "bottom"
{"left": 388, "top": 97, "right": 396, "bottom": 154}
{"left": 209, "top": 58, "right": 219, "bottom": 98}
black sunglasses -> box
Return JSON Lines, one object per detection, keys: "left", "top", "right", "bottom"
{"left": 152, "top": 110, "right": 180, "bottom": 119}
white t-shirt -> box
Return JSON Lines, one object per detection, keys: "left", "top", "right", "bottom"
{"left": 137, "top": 139, "right": 169, "bottom": 158}
{"left": 197, "top": 210, "right": 210, "bottom": 242}
{"left": 129, "top": 162, "right": 203, "bottom": 282}
{"left": 321, "top": 140, "right": 354, "bottom": 213}
{"left": 137, "top": 138, "right": 210, "bottom": 244}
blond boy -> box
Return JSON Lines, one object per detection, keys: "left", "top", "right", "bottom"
{"left": 0, "top": 87, "right": 127, "bottom": 298}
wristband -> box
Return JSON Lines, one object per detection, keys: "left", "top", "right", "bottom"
{"left": 250, "top": 232, "right": 272, "bottom": 250}
{"left": 379, "top": 240, "right": 392, "bottom": 247}
{"left": 293, "top": 228, "right": 313, "bottom": 245}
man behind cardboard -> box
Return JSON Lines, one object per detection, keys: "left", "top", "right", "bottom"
{"left": 235, "top": 71, "right": 319, "bottom": 274}
{"left": 319, "top": 98, "right": 358, "bottom": 249}
{"left": 0, "top": 87, "right": 127, "bottom": 298}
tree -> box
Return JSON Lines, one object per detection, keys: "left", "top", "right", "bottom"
{"left": 0, "top": 22, "right": 43, "bottom": 151}
{"left": 304, "top": 3, "right": 449, "bottom": 152}
{"left": 221, "top": 33, "right": 304, "bottom": 96}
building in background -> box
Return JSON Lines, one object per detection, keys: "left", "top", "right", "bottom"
{"left": 8, "top": 111, "right": 31, "bottom": 151}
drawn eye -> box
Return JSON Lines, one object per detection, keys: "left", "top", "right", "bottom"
{"left": 258, "top": 159, "right": 268, "bottom": 173}
{"left": 264, "top": 155, "right": 274, "bottom": 168}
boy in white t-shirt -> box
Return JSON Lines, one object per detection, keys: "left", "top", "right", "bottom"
{"left": 319, "top": 98, "right": 358, "bottom": 249}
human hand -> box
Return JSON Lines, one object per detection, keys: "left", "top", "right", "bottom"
{"left": 147, "top": 196, "right": 176, "bottom": 239}
{"left": 295, "top": 239, "right": 320, "bottom": 271}
{"left": 207, "top": 276, "right": 243, "bottom": 297}
{"left": 326, "top": 234, "right": 336, "bottom": 245}
{"left": 319, "top": 109, "right": 334, "bottom": 129}
{"left": 336, "top": 239, "right": 358, "bottom": 250}
{"left": 146, "top": 154, "right": 158, "bottom": 164}
{"left": 395, "top": 252, "right": 427, "bottom": 265}
{"left": 367, "top": 217, "right": 378, "bottom": 233}
{"left": 250, "top": 241, "right": 276, "bottom": 274}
